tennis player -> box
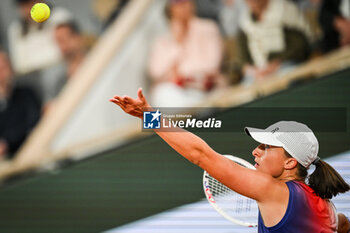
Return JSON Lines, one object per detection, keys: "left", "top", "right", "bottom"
{"left": 110, "top": 88, "right": 350, "bottom": 233}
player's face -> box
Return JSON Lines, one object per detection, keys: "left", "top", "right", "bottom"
{"left": 170, "top": 1, "right": 194, "bottom": 22}
{"left": 55, "top": 27, "right": 79, "bottom": 58}
{"left": 252, "top": 144, "right": 287, "bottom": 178}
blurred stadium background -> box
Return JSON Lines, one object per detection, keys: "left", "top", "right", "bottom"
{"left": 0, "top": 0, "right": 349, "bottom": 232}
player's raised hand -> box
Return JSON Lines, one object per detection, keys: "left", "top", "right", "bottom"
{"left": 109, "top": 88, "right": 150, "bottom": 119}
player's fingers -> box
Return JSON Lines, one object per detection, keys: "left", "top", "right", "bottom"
{"left": 138, "top": 88, "right": 145, "bottom": 102}
{"left": 110, "top": 97, "right": 131, "bottom": 113}
{"left": 114, "top": 96, "right": 122, "bottom": 101}
{"left": 109, "top": 98, "right": 122, "bottom": 107}
{"left": 110, "top": 96, "right": 120, "bottom": 101}
{"left": 111, "top": 96, "right": 125, "bottom": 106}
{"left": 118, "top": 103, "right": 128, "bottom": 112}
{"left": 115, "top": 96, "right": 127, "bottom": 104}
{"left": 124, "top": 96, "right": 131, "bottom": 104}
{"left": 120, "top": 95, "right": 130, "bottom": 104}
{"left": 109, "top": 98, "right": 120, "bottom": 103}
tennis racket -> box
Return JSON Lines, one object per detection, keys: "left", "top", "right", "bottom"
{"left": 203, "top": 154, "right": 259, "bottom": 227}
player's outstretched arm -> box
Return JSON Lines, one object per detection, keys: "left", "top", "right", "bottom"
{"left": 109, "top": 88, "right": 226, "bottom": 167}
{"left": 109, "top": 89, "right": 283, "bottom": 202}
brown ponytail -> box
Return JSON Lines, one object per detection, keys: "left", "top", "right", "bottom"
{"left": 285, "top": 151, "right": 350, "bottom": 199}
{"left": 308, "top": 160, "right": 350, "bottom": 199}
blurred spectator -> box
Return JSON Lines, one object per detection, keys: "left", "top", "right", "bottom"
{"left": 319, "top": 0, "right": 350, "bottom": 52}
{"left": 8, "top": 0, "right": 72, "bottom": 105}
{"left": 218, "top": 0, "right": 247, "bottom": 38}
{"left": 148, "top": 0, "right": 225, "bottom": 107}
{"left": 294, "top": 0, "right": 323, "bottom": 51}
{"left": 55, "top": 22, "right": 86, "bottom": 79}
{"left": 8, "top": 0, "right": 71, "bottom": 75}
{"left": 41, "top": 21, "right": 87, "bottom": 109}
{"left": 218, "top": 0, "right": 248, "bottom": 84}
{"left": 237, "top": 0, "right": 313, "bottom": 85}
{"left": 0, "top": 50, "right": 41, "bottom": 160}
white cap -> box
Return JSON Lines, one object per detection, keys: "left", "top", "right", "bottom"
{"left": 245, "top": 121, "right": 319, "bottom": 167}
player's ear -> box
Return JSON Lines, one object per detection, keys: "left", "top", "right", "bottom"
{"left": 284, "top": 158, "right": 298, "bottom": 170}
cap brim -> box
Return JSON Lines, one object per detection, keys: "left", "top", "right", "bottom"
{"left": 245, "top": 127, "right": 283, "bottom": 147}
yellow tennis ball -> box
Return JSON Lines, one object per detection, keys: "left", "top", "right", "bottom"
{"left": 31, "top": 3, "right": 51, "bottom": 23}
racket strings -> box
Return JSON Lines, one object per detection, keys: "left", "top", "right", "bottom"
{"left": 206, "top": 174, "right": 258, "bottom": 221}
{"left": 203, "top": 155, "right": 258, "bottom": 226}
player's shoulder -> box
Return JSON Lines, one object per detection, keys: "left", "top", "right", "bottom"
{"left": 257, "top": 178, "right": 290, "bottom": 209}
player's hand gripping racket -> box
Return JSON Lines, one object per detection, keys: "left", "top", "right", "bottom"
{"left": 203, "top": 155, "right": 258, "bottom": 227}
